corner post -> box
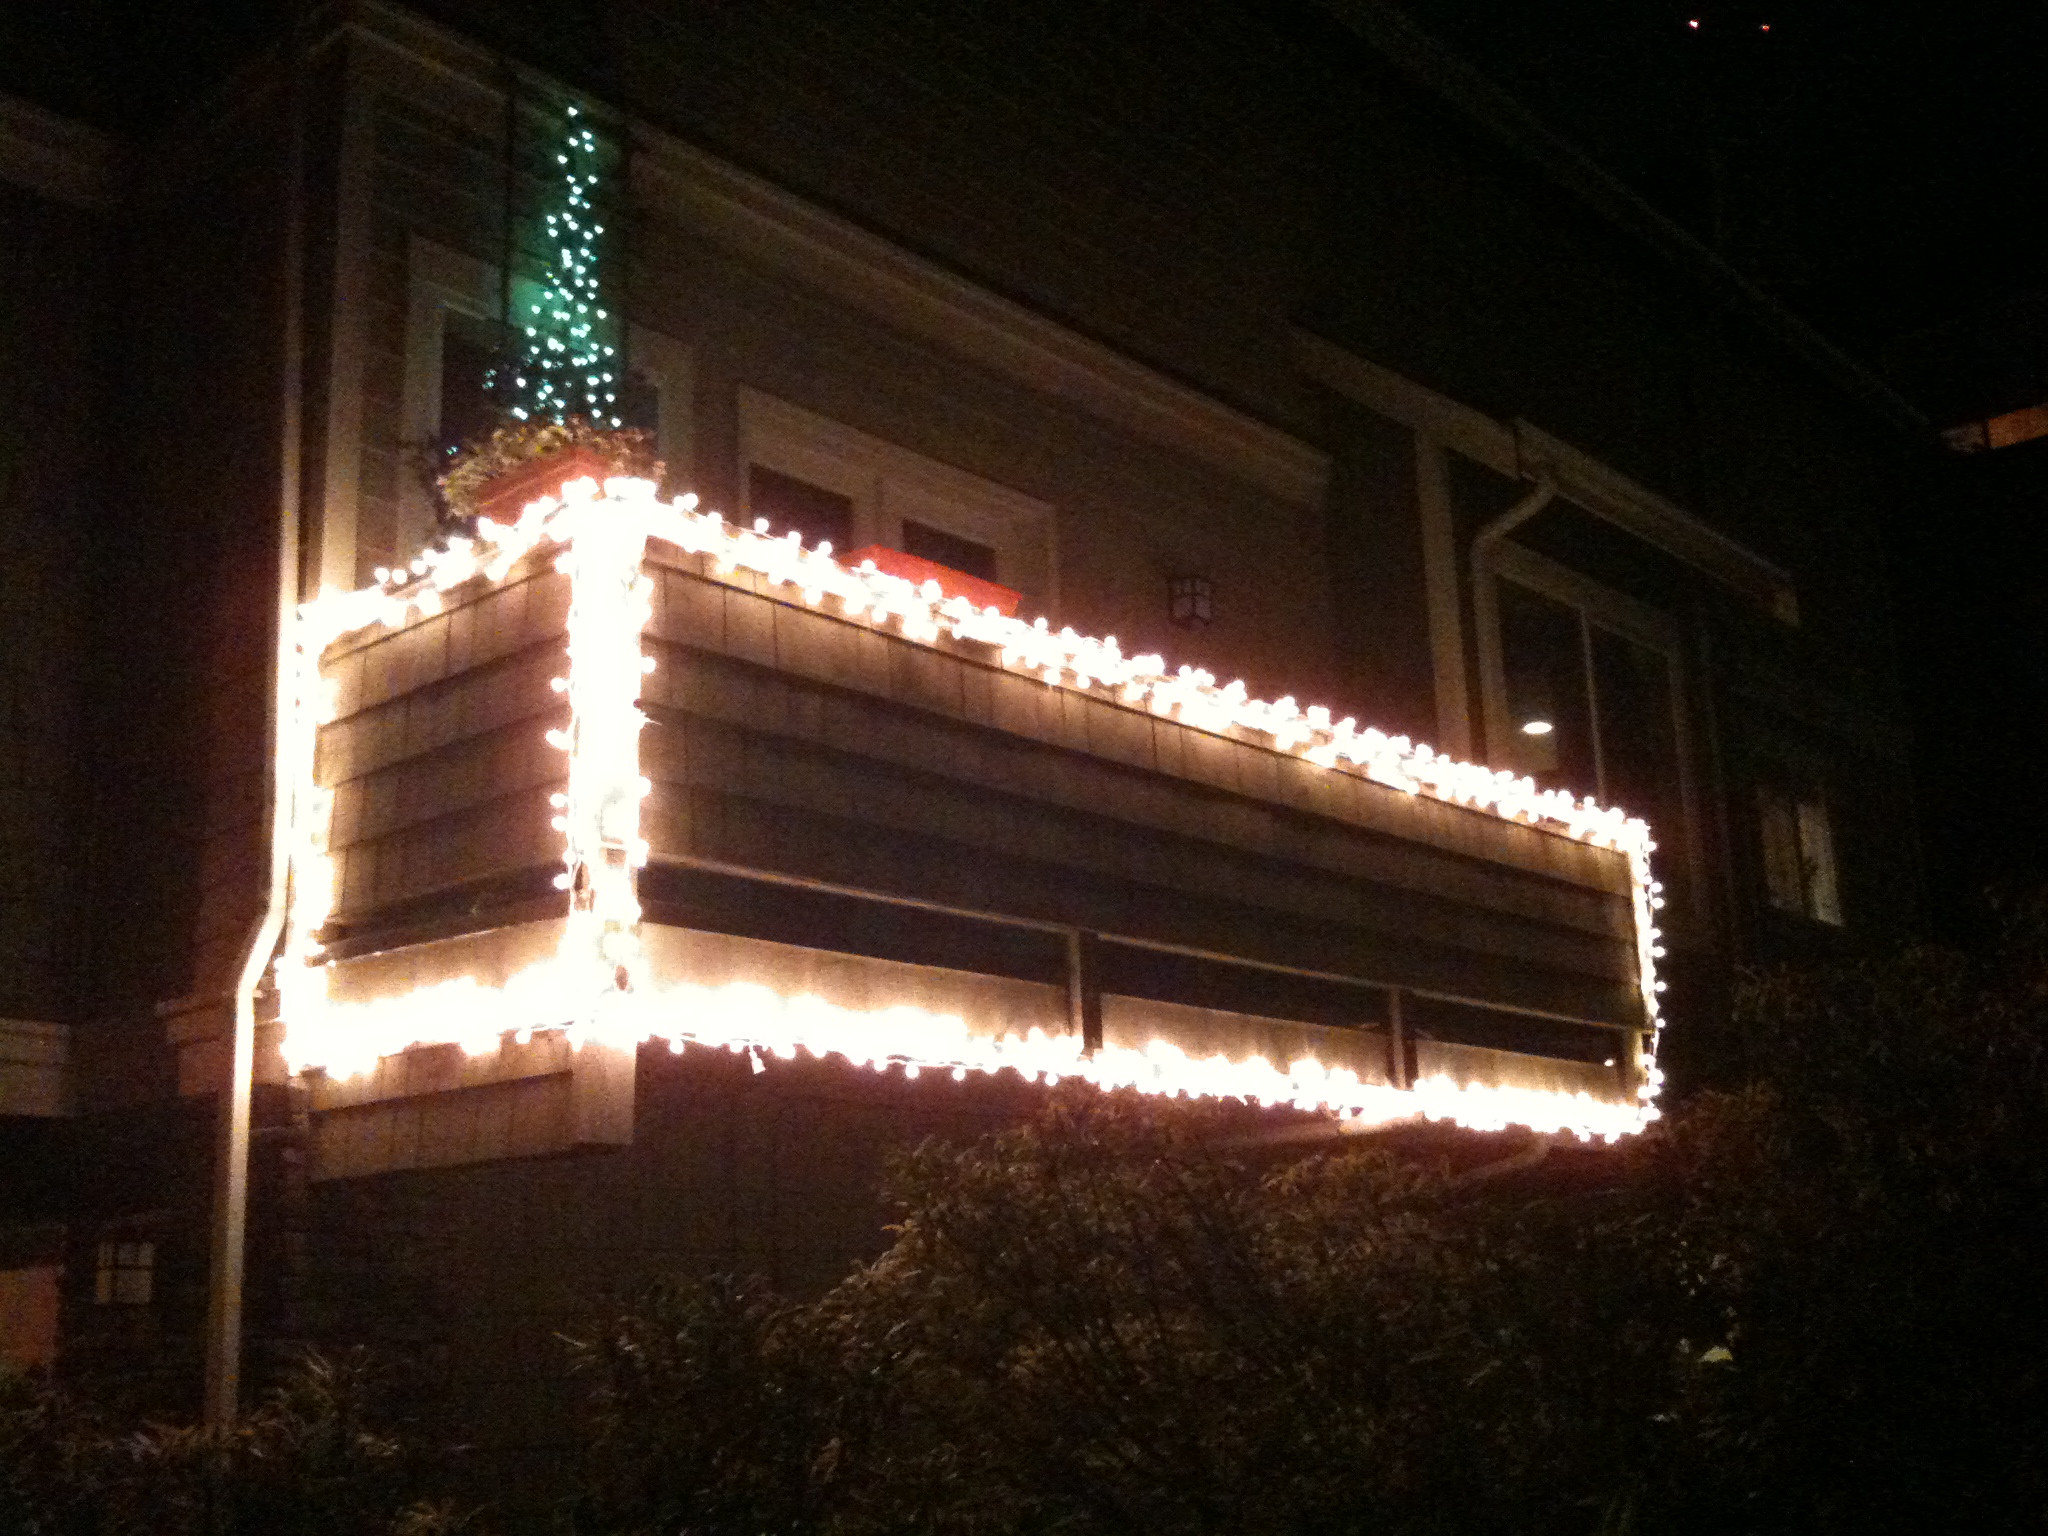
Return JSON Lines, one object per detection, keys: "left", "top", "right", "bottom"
{"left": 1066, "top": 929, "right": 1102, "bottom": 1054}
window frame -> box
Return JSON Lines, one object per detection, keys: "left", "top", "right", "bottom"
{"left": 92, "top": 1238, "right": 154, "bottom": 1307}
{"left": 400, "top": 237, "right": 692, "bottom": 561}
{"left": 1755, "top": 776, "right": 1846, "bottom": 928}
{"left": 736, "top": 388, "right": 1058, "bottom": 617}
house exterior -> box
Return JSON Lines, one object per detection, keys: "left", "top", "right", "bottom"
{"left": 3, "top": 0, "right": 1923, "bottom": 1494}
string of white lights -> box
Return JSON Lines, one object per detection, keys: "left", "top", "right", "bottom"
{"left": 281, "top": 474, "right": 1665, "bottom": 1139}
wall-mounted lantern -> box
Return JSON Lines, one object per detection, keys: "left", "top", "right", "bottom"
{"left": 1168, "top": 574, "right": 1214, "bottom": 629}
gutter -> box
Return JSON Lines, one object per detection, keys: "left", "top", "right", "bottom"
{"left": 1473, "top": 477, "right": 1557, "bottom": 561}
{"left": 204, "top": 10, "right": 308, "bottom": 1432}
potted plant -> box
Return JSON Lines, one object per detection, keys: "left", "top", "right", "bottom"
{"left": 437, "top": 416, "right": 663, "bottom": 531}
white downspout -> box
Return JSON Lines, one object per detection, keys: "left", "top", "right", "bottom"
{"left": 1468, "top": 478, "right": 1555, "bottom": 765}
{"left": 204, "top": 13, "right": 307, "bottom": 1432}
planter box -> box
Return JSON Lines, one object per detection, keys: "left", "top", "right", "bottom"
{"left": 472, "top": 445, "right": 621, "bottom": 524}
{"left": 845, "top": 543, "right": 1022, "bottom": 615}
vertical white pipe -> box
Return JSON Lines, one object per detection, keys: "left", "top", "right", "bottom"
{"left": 1468, "top": 479, "right": 1554, "bottom": 765}
{"left": 205, "top": 12, "right": 306, "bottom": 1431}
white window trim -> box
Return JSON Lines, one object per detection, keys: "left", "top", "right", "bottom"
{"left": 340, "top": 8, "right": 1329, "bottom": 509}
{"left": 400, "top": 236, "right": 694, "bottom": 559}
{"left": 736, "top": 387, "right": 1059, "bottom": 618}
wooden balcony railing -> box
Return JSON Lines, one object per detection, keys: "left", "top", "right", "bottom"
{"left": 295, "top": 485, "right": 1658, "bottom": 1174}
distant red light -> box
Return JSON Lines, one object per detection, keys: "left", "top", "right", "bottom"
{"left": 1687, "top": 18, "right": 1700, "bottom": 28}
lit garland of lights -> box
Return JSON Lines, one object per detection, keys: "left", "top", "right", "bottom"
{"left": 549, "top": 508, "right": 653, "bottom": 991}
{"left": 282, "top": 477, "right": 1667, "bottom": 1141}
{"left": 507, "top": 103, "right": 620, "bottom": 426}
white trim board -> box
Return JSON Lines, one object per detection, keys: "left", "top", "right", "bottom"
{"left": 1296, "top": 329, "right": 1797, "bottom": 625}
{"left": 1510, "top": 421, "right": 1797, "bottom": 625}
{"left": 1294, "top": 329, "right": 1517, "bottom": 475}
{"left": 637, "top": 140, "right": 1331, "bottom": 510}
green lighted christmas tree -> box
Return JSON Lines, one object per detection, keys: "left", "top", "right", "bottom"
{"left": 508, "top": 102, "right": 620, "bottom": 426}
{"left": 437, "top": 101, "right": 659, "bottom": 526}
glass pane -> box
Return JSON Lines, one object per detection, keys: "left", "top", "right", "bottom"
{"left": 440, "top": 314, "right": 508, "bottom": 453}
{"left": 747, "top": 465, "right": 855, "bottom": 552}
{"left": 901, "top": 519, "right": 999, "bottom": 582}
{"left": 1497, "top": 580, "right": 1595, "bottom": 793}
{"left": 1757, "top": 786, "right": 1805, "bottom": 913}
{"left": 1797, "top": 800, "right": 1844, "bottom": 925}
{"left": 618, "top": 368, "right": 661, "bottom": 437}
{"left": 1590, "top": 625, "right": 1683, "bottom": 854}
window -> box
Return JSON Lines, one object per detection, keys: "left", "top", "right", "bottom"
{"left": 737, "top": 388, "right": 1056, "bottom": 611}
{"left": 1757, "top": 783, "right": 1843, "bottom": 925}
{"left": 618, "top": 363, "right": 665, "bottom": 439}
{"left": 93, "top": 1240, "right": 153, "bottom": 1306}
{"left": 1488, "top": 560, "right": 1687, "bottom": 837}
{"left": 747, "top": 464, "right": 855, "bottom": 552}
{"left": 438, "top": 310, "right": 511, "bottom": 457}
{"left": 399, "top": 238, "right": 692, "bottom": 562}
{"left": 1479, "top": 537, "right": 1699, "bottom": 923}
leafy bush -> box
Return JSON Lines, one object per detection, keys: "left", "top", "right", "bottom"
{"left": 1, "top": 1350, "right": 483, "bottom": 1536}
{"left": 560, "top": 899, "right": 2048, "bottom": 1535}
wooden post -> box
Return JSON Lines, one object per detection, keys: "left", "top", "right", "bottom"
{"left": 570, "top": 1038, "right": 638, "bottom": 1146}
{"left": 1387, "top": 987, "right": 1410, "bottom": 1090}
{"left": 1617, "top": 1028, "right": 1647, "bottom": 1102}
{"left": 1066, "top": 929, "right": 1102, "bottom": 1054}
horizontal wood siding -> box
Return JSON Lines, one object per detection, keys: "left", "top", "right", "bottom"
{"left": 315, "top": 559, "right": 570, "bottom": 951}
{"left": 641, "top": 548, "right": 1644, "bottom": 1029}
{"left": 313, "top": 543, "right": 1644, "bottom": 1030}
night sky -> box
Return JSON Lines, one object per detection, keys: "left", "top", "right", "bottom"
{"left": 1391, "top": 0, "right": 2048, "bottom": 396}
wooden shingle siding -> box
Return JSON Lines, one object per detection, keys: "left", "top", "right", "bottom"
{"left": 316, "top": 560, "right": 571, "bottom": 948}
{"left": 313, "top": 1070, "right": 574, "bottom": 1180}
{"left": 1101, "top": 996, "right": 1390, "bottom": 1085}
{"left": 603, "top": 0, "right": 1325, "bottom": 436}
{"left": 313, "top": 535, "right": 1641, "bottom": 1034}
{"left": 640, "top": 547, "right": 1643, "bottom": 1030}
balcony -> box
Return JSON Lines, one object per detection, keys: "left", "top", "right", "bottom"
{"left": 284, "top": 473, "right": 1663, "bottom": 1176}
